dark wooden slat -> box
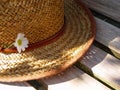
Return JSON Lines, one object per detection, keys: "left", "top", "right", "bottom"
{"left": 81, "top": 0, "right": 120, "bottom": 22}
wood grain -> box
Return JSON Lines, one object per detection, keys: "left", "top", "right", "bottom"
{"left": 79, "top": 45, "right": 120, "bottom": 90}
{"left": 81, "top": 0, "right": 120, "bottom": 22}
{"left": 95, "top": 17, "right": 120, "bottom": 57}
{"left": 38, "top": 66, "right": 110, "bottom": 90}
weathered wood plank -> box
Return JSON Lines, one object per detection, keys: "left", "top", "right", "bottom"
{"left": 0, "top": 82, "right": 36, "bottom": 90}
{"left": 95, "top": 17, "right": 120, "bottom": 58}
{"left": 79, "top": 45, "right": 120, "bottom": 90}
{"left": 38, "top": 66, "right": 110, "bottom": 90}
{"left": 81, "top": 0, "right": 120, "bottom": 22}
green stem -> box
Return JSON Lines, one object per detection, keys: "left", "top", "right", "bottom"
{"left": 6, "top": 43, "right": 14, "bottom": 49}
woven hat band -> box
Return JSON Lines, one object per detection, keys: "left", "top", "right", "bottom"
{"left": 0, "top": 0, "right": 64, "bottom": 49}
{"left": 0, "top": 22, "right": 66, "bottom": 53}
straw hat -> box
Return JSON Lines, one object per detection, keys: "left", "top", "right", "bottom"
{"left": 0, "top": 0, "right": 96, "bottom": 82}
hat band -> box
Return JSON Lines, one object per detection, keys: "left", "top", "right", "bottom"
{"left": 0, "top": 21, "right": 66, "bottom": 53}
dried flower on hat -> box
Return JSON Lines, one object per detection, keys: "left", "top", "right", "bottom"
{"left": 14, "top": 33, "right": 29, "bottom": 53}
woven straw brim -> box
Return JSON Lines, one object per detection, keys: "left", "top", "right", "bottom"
{"left": 0, "top": 0, "right": 96, "bottom": 82}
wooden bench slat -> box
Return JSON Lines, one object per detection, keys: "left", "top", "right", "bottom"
{"left": 81, "top": 0, "right": 120, "bottom": 22}
{"left": 0, "top": 0, "right": 119, "bottom": 90}
{"left": 95, "top": 17, "right": 120, "bottom": 57}
{"left": 0, "top": 82, "right": 36, "bottom": 90}
{"left": 79, "top": 45, "right": 120, "bottom": 90}
{"left": 38, "top": 66, "right": 110, "bottom": 90}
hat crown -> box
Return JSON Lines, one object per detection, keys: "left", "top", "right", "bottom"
{"left": 0, "top": 0, "right": 64, "bottom": 47}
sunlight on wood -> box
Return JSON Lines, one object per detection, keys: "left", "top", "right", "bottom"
{"left": 40, "top": 67, "right": 110, "bottom": 90}
{"left": 0, "top": 82, "right": 36, "bottom": 90}
{"left": 92, "top": 54, "right": 120, "bottom": 78}
{"left": 109, "top": 37, "right": 120, "bottom": 54}
{"left": 81, "top": 46, "right": 120, "bottom": 89}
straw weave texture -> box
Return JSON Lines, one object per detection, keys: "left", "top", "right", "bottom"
{"left": 0, "top": 0, "right": 95, "bottom": 82}
{"left": 0, "top": 0, "right": 64, "bottom": 46}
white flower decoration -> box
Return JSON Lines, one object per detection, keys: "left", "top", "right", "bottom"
{"left": 14, "top": 33, "right": 29, "bottom": 53}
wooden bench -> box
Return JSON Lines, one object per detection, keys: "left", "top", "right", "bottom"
{"left": 0, "top": 0, "right": 120, "bottom": 90}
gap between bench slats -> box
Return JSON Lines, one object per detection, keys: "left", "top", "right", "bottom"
{"left": 95, "top": 17, "right": 120, "bottom": 58}
{"left": 78, "top": 45, "right": 120, "bottom": 90}
{"left": 38, "top": 66, "right": 110, "bottom": 90}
